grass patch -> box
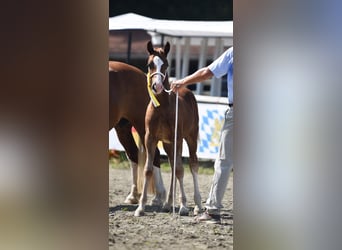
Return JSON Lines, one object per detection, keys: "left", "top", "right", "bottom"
{"left": 160, "top": 157, "right": 215, "bottom": 175}
{"left": 109, "top": 151, "right": 130, "bottom": 169}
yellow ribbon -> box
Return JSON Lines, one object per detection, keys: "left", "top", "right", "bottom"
{"left": 147, "top": 72, "right": 160, "bottom": 107}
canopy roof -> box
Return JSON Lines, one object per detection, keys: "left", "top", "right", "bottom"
{"left": 109, "top": 13, "right": 233, "bottom": 97}
{"left": 109, "top": 13, "right": 233, "bottom": 38}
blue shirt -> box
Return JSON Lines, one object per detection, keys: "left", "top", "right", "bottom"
{"left": 208, "top": 47, "right": 233, "bottom": 104}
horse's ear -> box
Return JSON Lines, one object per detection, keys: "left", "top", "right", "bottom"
{"left": 164, "top": 42, "right": 170, "bottom": 56}
{"left": 147, "top": 41, "right": 154, "bottom": 54}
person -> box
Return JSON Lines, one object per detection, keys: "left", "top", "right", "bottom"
{"left": 171, "top": 46, "right": 233, "bottom": 224}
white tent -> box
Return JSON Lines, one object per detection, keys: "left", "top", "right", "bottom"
{"left": 109, "top": 13, "right": 233, "bottom": 96}
{"left": 109, "top": 12, "right": 233, "bottom": 38}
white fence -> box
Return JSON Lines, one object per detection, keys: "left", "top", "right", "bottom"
{"left": 109, "top": 95, "right": 228, "bottom": 160}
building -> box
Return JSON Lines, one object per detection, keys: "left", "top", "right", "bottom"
{"left": 109, "top": 13, "right": 233, "bottom": 97}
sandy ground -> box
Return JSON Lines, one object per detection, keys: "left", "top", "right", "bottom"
{"left": 109, "top": 166, "right": 233, "bottom": 249}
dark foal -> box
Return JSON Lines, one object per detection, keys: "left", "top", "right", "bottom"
{"left": 109, "top": 61, "right": 166, "bottom": 205}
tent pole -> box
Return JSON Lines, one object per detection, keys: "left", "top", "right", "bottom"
{"left": 181, "top": 37, "right": 190, "bottom": 78}
{"left": 175, "top": 38, "right": 182, "bottom": 79}
{"left": 127, "top": 31, "right": 132, "bottom": 64}
{"left": 210, "top": 38, "right": 223, "bottom": 96}
{"left": 161, "top": 34, "right": 165, "bottom": 46}
{"left": 196, "top": 38, "right": 208, "bottom": 95}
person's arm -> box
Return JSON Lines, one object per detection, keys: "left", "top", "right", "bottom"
{"left": 170, "top": 67, "right": 213, "bottom": 92}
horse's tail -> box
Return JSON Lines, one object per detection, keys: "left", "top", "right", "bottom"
{"left": 136, "top": 137, "right": 156, "bottom": 195}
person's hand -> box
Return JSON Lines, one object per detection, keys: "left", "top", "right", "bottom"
{"left": 170, "top": 80, "right": 184, "bottom": 93}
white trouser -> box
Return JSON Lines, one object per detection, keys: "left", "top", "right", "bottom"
{"left": 205, "top": 107, "right": 233, "bottom": 211}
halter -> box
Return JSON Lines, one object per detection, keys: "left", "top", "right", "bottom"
{"left": 151, "top": 71, "right": 172, "bottom": 92}
{"left": 147, "top": 70, "right": 173, "bottom": 107}
{"left": 150, "top": 71, "right": 166, "bottom": 81}
{"left": 147, "top": 71, "right": 161, "bottom": 107}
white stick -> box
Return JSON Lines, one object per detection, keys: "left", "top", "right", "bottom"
{"left": 172, "top": 90, "right": 179, "bottom": 216}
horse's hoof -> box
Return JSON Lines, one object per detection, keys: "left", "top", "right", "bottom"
{"left": 151, "top": 198, "right": 163, "bottom": 207}
{"left": 124, "top": 195, "right": 139, "bottom": 204}
{"left": 134, "top": 208, "right": 145, "bottom": 217}
{"left": 161, "top": 204, "right": 171, "bottom": 213}
{"left": 193, "top": 206, "right": 202, "bottom": 216}
{"left": 160, "top": 190, "right": 167, "bottom": 203}
{"left": 179, "top": 206, "right": 189, "bottom": 216}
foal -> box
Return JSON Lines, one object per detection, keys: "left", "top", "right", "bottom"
{"left": 109, "top": 61, "right": 166, "bottom": 205}
{"left": 134, "top": 41, "right": 202, "bottom": 216}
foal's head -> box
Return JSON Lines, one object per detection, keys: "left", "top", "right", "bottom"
{"left": 147, "top": 41, "right": 170, "bottom": 94}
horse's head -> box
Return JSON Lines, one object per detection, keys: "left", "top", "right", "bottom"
{"left": 147, "top": 41, "right": 170, "bottom": 94}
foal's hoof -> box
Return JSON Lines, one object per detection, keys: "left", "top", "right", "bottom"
{"left": 124, "top": 195, "right": 139, "bottom": 204}
{"left": 193, "top": 206, "right": 202, "bottom": 216}
{"left": 179, "top": 206, "right": 189, "bottom": 216}
{"left": 161, "top": 204, "right": 171, "bottom": 213}
{"left": 134, "top": 208, "right": 145, "bottom": 217}
{"left": 151, "top": 191, "right": 166, "bottom": 206}
{"left": 151, "top": 198, "right": 163, "bottom": 207}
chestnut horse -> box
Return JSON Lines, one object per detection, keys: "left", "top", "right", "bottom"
{"left": 109, "top": 61, "right": 166, "bottom": 205}
{"left": 134, "top": 41, "right": 202, "bottom": 216}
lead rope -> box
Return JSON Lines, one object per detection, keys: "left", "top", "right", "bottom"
{"left": 164, "top": 83, "right": 178, "bottom": 216}
{"left": 149, "top": 74, "right": 178, "bottom": 216}
{"left": 172, "top": 90, "right": 179, "bottom": 216}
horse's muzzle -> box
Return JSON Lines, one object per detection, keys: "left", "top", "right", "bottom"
{"left": 152, "top": 82, "right": 163, "bottom": 94}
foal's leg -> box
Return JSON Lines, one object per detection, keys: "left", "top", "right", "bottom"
{"left": 115, "top": 123, "right": 140, "bottom": 204}
{"left": 135, "top": 130, "right": 166, "bottom": 206}
{"left": 160, "top": 143, "right": 174, "bottom": 213}
{"left": 176, "top": 151, "right": 190, "bottom": 216}
{"left": 186, "top": 137, "right": 202, "bottom": 215}
{"left": 125, "top": 161, "right": 139, "bottom": 204}
{"left": 151, "top": 165, "right": 166, "bottom": 206}
{"left": 134, "top": 137, "right": 157, "bottom": 217}
{"left": 163, "top": 142, "right": 189, "bottom": 216}
{"left": 151, "top": 148, "right": 166, "bottom": 206}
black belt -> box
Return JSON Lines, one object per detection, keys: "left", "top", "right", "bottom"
{"left": 228, "top": 103, "right": 233, "bottom": 107}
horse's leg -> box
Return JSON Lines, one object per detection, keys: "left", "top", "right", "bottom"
{"left": 161, "top": 143, "right": 174, "bottom": 213}
{"left": 175, "top": 142, "right": 189, "bottom": 216}
{"left": 115, "top": 121, "right": 140, "bottom": 204}
{"left": 151, "top": 148, "right": 166, "bottom": 206}
{"left": 163, "top": 141, "right": 189, "bottom": 216}
{"left": 134, "top": 136, "right": 157, "bottom": 217}
{"left": 185, "top": 136, "right": 202, "bottom": 215}
{"left": 135, "top": 129, "right": 166, "bottom": 206}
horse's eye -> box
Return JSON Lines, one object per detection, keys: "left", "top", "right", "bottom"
{"left": 148, "top": 63, "right": 154, "bottom": 69}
